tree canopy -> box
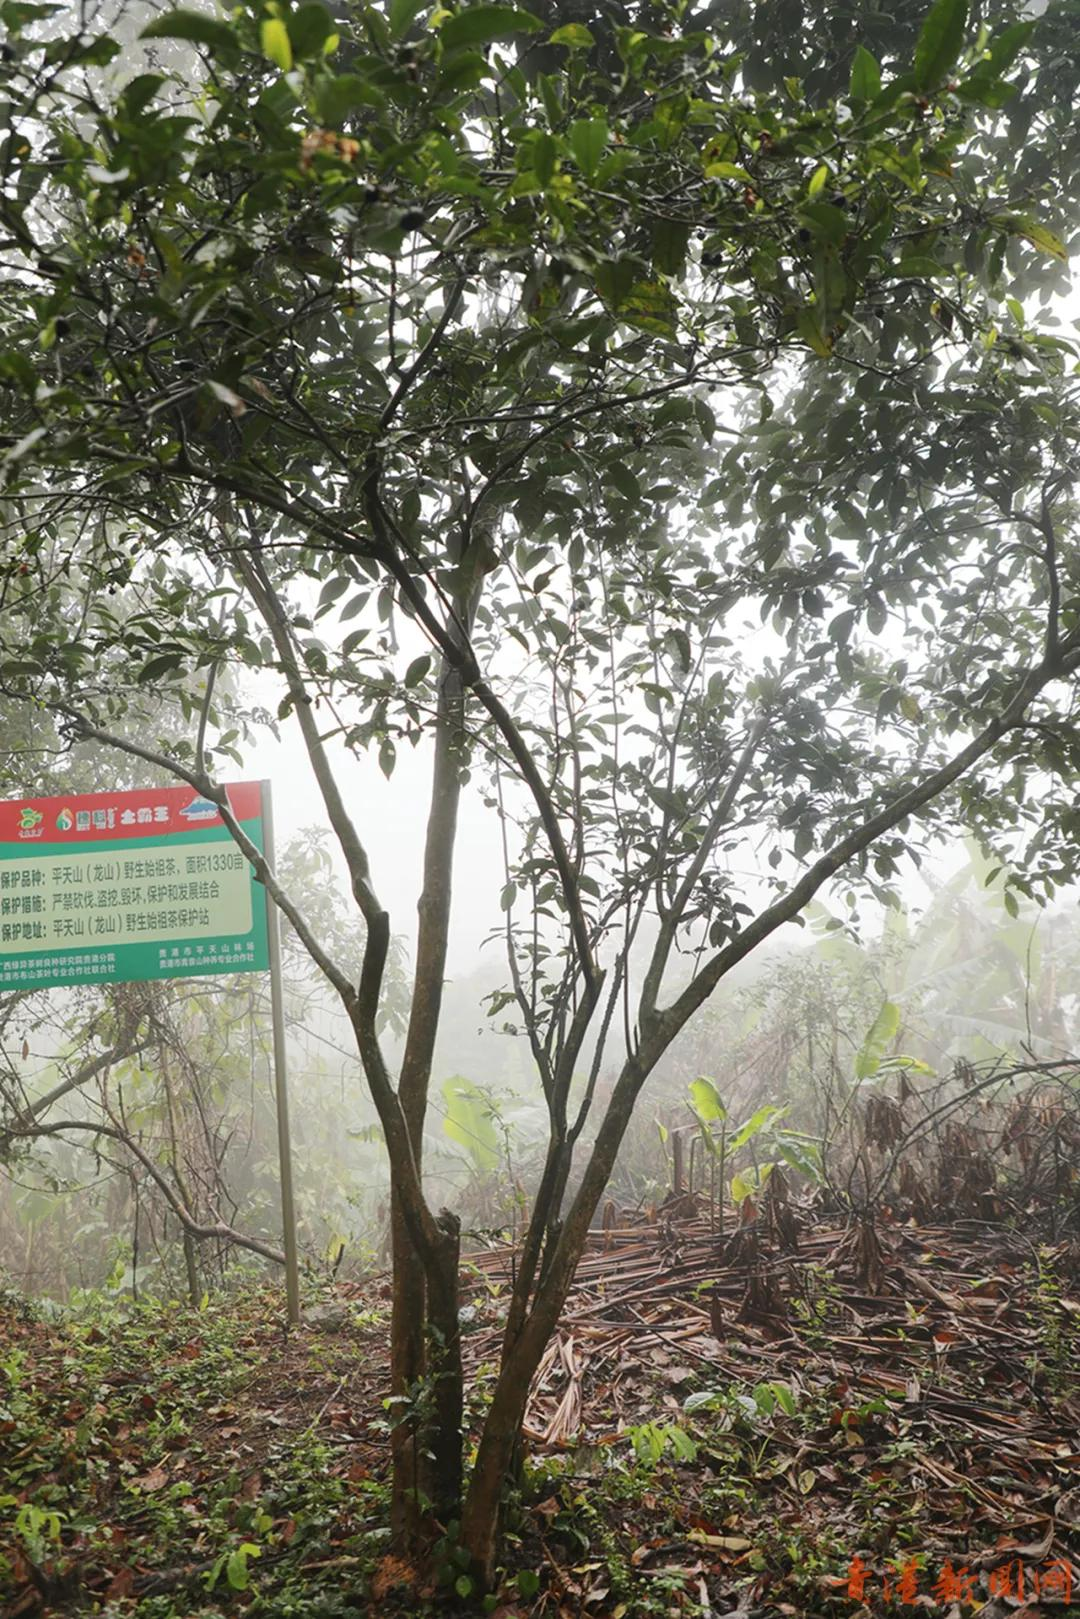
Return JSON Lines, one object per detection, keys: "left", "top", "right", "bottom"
{"left": 0, "top": 0, "right": 1077, "bottom": 1580}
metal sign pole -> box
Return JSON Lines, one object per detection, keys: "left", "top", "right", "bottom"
{"left": 260, "top": 781, "right": 301, "bottom": 1326}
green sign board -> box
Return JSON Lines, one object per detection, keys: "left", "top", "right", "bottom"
{"left": 0, "top": 782, "right": 270, "bottom": 991}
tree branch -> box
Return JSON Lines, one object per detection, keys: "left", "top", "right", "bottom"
{"left": 18, "top": 1037, "right": 153, "bottom": 1124}
{"left": 0, "top": 1118, "right": 286, "bottom": 1266}
{"left": 53, "top": 709, "right": 356, "bottom": 1003}
{"left": 639, "top": 715, "right": 767, "bottom": 1021}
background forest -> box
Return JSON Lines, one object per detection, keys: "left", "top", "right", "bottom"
{"left": 4, "top": 823, "right": 1077, "bottom": 1305}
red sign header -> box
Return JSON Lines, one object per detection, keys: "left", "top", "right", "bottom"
{"left": 0, "top": 782, "right": 263, "bottom": 846}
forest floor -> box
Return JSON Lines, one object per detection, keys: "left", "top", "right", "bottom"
{"left": 1, "top": 1211, "right": 1079, "bottom": 1619}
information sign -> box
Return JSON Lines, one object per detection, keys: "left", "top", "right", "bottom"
{"left": 0, "top": 782, "right": 269, "bottom": 991}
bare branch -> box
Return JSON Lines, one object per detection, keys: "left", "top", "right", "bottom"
{"left": 0, "top": 1118, "right": 286, "bottom": 1266}
{"left": 18, "top": 1038, "right": 153, "bottom": 1124}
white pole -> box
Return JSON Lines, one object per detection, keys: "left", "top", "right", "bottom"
{"left": 261, "top": 781, "right": 301, "bottom": 1325}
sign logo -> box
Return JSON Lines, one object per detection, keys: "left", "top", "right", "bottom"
{"left": 56, "top": 807, "right": 73, "bottom": 831}
{"left": 179, "top": 797, "right": 219, "bottom": 823}
{"left": 17, "top": 807, "right": 43, "bottom": 838}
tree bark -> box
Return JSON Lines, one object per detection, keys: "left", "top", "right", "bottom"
{"left": 389, "top": 639, "right": 472, "bottom": 1541}
{"left": 389, "top": 1177, "right": 427, "bottom": 1544}
{"left": 461, "top": 1292, "right": 562, "bottom": 1583}
{"left": 425, "top": 1213, "right": 464, "bottom": 1524}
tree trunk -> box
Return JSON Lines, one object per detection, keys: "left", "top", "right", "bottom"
{"left": 385, "top": 590, "right": 476, "bottom": 1546}
{"left": 183, "top": 1229, "right": 199, "bottom": 1308}
{"left": 461, "top": 1058, "right": 653, "bottom": 1582}
{"left": 425, "top": 1213, "right": 463, "bottom": 1524}
{"left": 389, "top": 1184, "right": 427, "bottom": 1545}
{"left": 460, "top": 1312, "right": 552, "bottom": 1585}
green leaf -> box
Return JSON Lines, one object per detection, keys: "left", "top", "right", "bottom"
{"left": 389, "top": 0, "right": 428, "bottom": 38}
{"left": 622, "top": 277, "right": 677, "bottom": 336}
{"left": 807, "top": 163, "right": 828, "bottom": 199}
{"left": 606, "top": 462, "right": 641, "bottom": 501}
{"left": 771, "top": 1381, "right": 796, "bottom": 1416}
{"left": 796, "top": 306, "right": 831, "bottom": 357}
{"left": 442, "top": 1078, "right": 500, "bottom": 1172}
{"left": 985, "top": 19, "right": 1034, "bottom": 74}
{"left": 993, "top": 213, "right": 1067, "bottom": 262}
{"left": 594, "top": 257, "right": 636, "bottom": 311}
{"left": 260, "top": 17, "right": 293, "bottom": 70}
{"left": 532, "top": 131, "right": 558, "bottom": 186}
{"left": 315, "top": 73, "right": 386, "bottom": 123}
{"left": 849, "top": 45, "right": 881, "bottom": 101}
{"left": 855, "top": 999, "right": 900, "bottom": 1080}
{"left": 286, "top": 3, "right": 335, "bottom": 56}
{"left": 121, "top": 73, "right": 165, "bottom": 117}
{"left": 652, "top": 217, "right": 690, "bottom": 277}
{"left": 140, "top": 9, "right": 237, "bottom": 55}
{"left": 225, "top": 1545, "right": 259, "bottom": 1592}
{"left": 705, "top": 160, "right": 753, "bottom": 181}
{"left": 776, "top": 1138, "right": 823, "bottom": 1183}
{"left": 548, "top": 21, "right": 594, "bottom": 47}
{"left": 689, "top": 1077, "right": 727, "bottom": 1123}
{"left": 729, "top": 1103, "right": 784, "bottom": 1151}
{"left": 403, "top": 653, "right": 431, "bottom": 687}
{"left": 317, "top": 574, "right": 349, "bottom": 612}
{"left": 667, "top": 1426, "right": 698, "bottom": 1460}
{"left": 138, "top": 653, "right": 184, "bottom": 683}
{"left": 538, "top": 70, "right": 562, "bottom": 125}
{"left": 952, "top": 25, "right": 1033, "bottom": 107}
{"left": 798, "top": 202, "right": 849, "bottom": 244}
{"left": 891, "top": 255, "right": 946, "bottom": 278}
{"left": 569, "top": 116, "right": 607, "bottom": 178}
{"left": 913, "top": 0, "right": 968, "bottom": 91}
{"left": 683, "top": 1387, "right": 722, "bottom": 1413}
{"left": 440, "top": 4, "right": 543, "bottom": 52}
{"left": 644, "top": 782, "right": 685, "bottom": 816}
{"left": 379, "top": 736, "right": 396, "bottom": 778}
{"left": 730, "top": 1168, "right": 756, "bottom": 1202}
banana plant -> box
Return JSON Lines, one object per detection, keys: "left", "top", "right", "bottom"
{"left": 854, "top": 1000, "right": 935, "bottom": 1083}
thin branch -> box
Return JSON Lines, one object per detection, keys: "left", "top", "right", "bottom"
{"left": 19, "top": 1037, "right": 152, "bottom": 1124}
{"left": 378, "top": 270, "right": 468, "bottom": 436}
{"left": 653, "top": 653, "right": 1077, "bottom": 1048}
{"left": 639, "top": 715, "right": 767, "bottom": 1021}
{"left": 231, "top": 540, "right": 386, "bottom": 933}
{"left": 0, "top": 1118, "right": 286, "bottom": 1266}
{"left": 53, "top": 708, "right": 355, "bottom": 1002}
